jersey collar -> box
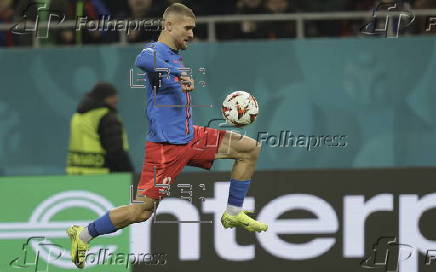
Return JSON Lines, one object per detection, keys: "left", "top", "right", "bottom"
{"left": 156, "top": 41, "right": 179, "bottom": 55}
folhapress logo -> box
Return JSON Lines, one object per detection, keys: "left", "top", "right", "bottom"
{"left": 0, "top": 191, "right": 119, "bottom": 269}
{"left": 361, "top": 1, "right": 415, "bottom": 38}
{"left": 9, "top": 237, "right": 64, "bottom": 271}
{"left": 11, "top": 2, "right": 65, "bottom": 38}
{"left": 361, "top": 237, "right": 414, "bottom": 272}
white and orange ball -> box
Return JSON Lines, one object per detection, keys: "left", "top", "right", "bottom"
{"left": 221, "top": 91, "right": 259, "bottom": 127}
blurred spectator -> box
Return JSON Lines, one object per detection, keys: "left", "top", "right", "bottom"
{"left": 258, "top": 0, "right": 296, "bottom": 39}
{"left": 125, "top": 0, "right": 159, "bottom": 43}
{"left": 102, "top": 0, "right": 130, "bottom": 18}
{"left": 414, "top": 0, "right": 436, "bottom": 9}
{"left": 67, "top": 0, "right": 114, "bottom": 45}
{"left": 296, "top": 0, "right": 347, "bottom": 12}
{"left": 190, "top": 0, "right": 234, "bottom": 16}
{"left": 0, "top": 0, "right": 14, "bottom": 47}
{"left": 236, "top": 0, "right": 265, "bottom": 39}
{"left": 296, "top": 0, "right": 346, "bottom": 38}
{"left": 216, "top": 0, "right": 265, "bottom": 40}
{"left": 66, "top": 82, "right": 134, "bottom": 175}
{"left": 129, "top": 0, "right": 154, "bottom": 17}
{"left": 236, "top": 0, "right": 264, "bottom": 14}
{"left": 338, "top": 0, "right": 375, "bottom": 37}
{"left": 346, "top": 0, "right": 376, "bottom": 11}
{"left": 3, "top": 0, "right": 436, "bottom": 46}
{"left": 239, "top": 0, "right": 263, "bottom": 39}
{"left": 265, "top": 0, "right": 292, "bottom": 13}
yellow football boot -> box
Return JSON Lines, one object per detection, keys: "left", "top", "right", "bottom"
{"left": 221, "top": 211, "right": 268, "bottom": 232}
{"left": 66, "top": 225, "right": 89, "bottom": 269}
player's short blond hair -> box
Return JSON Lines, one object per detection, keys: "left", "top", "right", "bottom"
{"left": 163, "top": 3, "right": 196, "bottom": 20}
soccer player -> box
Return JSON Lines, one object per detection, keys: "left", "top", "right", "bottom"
{"left": 67, "top": 3, "right": 267, "bottom": 269}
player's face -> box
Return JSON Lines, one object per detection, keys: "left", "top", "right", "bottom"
{"left": 172, "top": 16, "right": 195, "bottom": 50}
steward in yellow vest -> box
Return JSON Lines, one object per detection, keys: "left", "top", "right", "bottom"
{"left": 66, "top": 82, "right": 133, "bottom": 175}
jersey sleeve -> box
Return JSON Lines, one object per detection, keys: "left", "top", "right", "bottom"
{"left": 135, "top": 46, "right": 182, "bottom": 77}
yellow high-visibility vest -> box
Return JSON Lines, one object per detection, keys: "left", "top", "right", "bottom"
{"left": 66, "top": 107, "right": 129, "bottom": 175}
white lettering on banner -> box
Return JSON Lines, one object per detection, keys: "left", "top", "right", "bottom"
{"left": 400, "top": 194, "right": 436, "bottom": 272}
{"left": 256, "top": 194, "right": 338, "bottom": 259}
{"left": 158, "top": 199, "right": 201, "bottom": 260}
{"left": 128, "top": 188, "right": 436, "bottom": 272}
{"left": 130, "top": 220, "right": 151, "bottom": 260}
{"left": 343, "top": 194, "right": 393, "bottom": 257}
{"left": 130, "top": 199, "right": 200, "bottom": 260}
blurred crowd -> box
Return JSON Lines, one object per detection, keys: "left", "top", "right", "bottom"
{"left": 0, "top": 0, "right": 435, "bottom": 47}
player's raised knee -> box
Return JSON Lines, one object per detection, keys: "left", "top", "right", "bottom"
{"left": 243, "top": 136, "right": 261, "bottom": 160}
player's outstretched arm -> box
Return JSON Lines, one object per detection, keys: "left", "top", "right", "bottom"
{"left": 135, "top": 47, "right": 181, "bottom": 77}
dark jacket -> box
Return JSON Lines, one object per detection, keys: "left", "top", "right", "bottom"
{"left": 77, "top": 95, "right": 134, "bottom": 173}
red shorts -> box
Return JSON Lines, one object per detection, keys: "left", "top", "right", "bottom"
{"left": 137, "top": 125, "right": 227, "bottom": 199}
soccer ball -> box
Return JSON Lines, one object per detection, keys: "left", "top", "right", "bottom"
{"left": 221, "top": 91, "right": 259, "bottom": 127}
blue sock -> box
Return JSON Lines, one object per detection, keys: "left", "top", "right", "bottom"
{"left": 227, "top": 179, "right": 251, "bottom": 208}
{"left": 87, "top": 212, "right": 117, "bottom": 238}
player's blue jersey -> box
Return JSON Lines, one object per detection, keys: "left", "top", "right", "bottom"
{"left": 135, "top": 42, "right": 193, "bottom": 144}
